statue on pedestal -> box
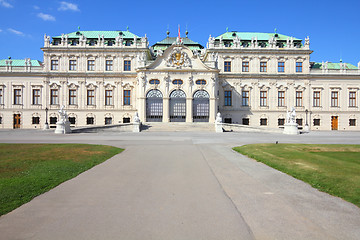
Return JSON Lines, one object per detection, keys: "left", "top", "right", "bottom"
{"left": 55, "top": 105, "right": 71, "bottom": 134}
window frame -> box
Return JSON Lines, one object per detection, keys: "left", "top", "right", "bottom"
{"left": 51, "top": 60, "right": 59, "bottom": 71}
{"left": 296, "top": 62, "right": 303, "bottom": 72}
{"left": 124, "top": 60, "right": 131, "bottom": 71}
{"left": 260, "top": 91, "right": 267, "bottom": 107}
{"left": 278, "top": 62, "right": 285, "bottom": 72}
{"left": 260, "top": 62, "right": 267, "bottom": 72}
{"left": 87, "top": 60, "right": 95, "bottom": 71}
{"left": 349, "top": 91, "right": 356, "bottom": 107}
{"left": 331, "top": 91, "right": 339, "bottom": 107}
{"left": 32, "top": 89, "right": 41, "bottom": 105}
{"left": 224, "top": 90, "right": 232, "bottom": 106}
{"left": 242, "top": 61, "right": 249, "bottom": 72}
{"left": 50, "top": 89, "right": 59, "bottom": 105}
{"left": 296, "top": 91, "right": 303, "bottom": 107}
{"left": 242, "top": 91, "right": 249, "bottom": 106}
{"left": 224, "top": 61, "right": 231, "bottom": 72}
{"left": 87, "top": 90, "right": 95, "bottom": 105}
{"left": 123, "top": 90, "right": 131, "bottom": 105}
{"left": 105, "top": 90, "right": 113, "bottom": 106}
{"left": 69, "top": 89, "right": 77, "bottom": 105}
{"left": 69, "top": 60, "right": 77, "bottom": 71}
{"left": 313, "top": 91, "right": 321, "bottom": 107}
{"left": 14, "top": 89, "right": 22, "bottom": 105}
{"left": 106, "top": 60, "right": 113, "bottom": 71}
{"left": 278, "top": 91, "right": 285, "bottom": 107}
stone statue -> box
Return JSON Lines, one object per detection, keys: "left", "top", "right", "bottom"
{"left": 157, "top": 49, "right": 163, "bottom": 57}
{"left": 133, "top": 112, "right": 140, "bottom": 123}
{"left": 58, "top": 105, "right": 68, "bottom": 122}
{"left": 55, "top": 105, "right": 71, "bottom": 134}
{"left": 286, "top": 107, "right": 296, "bottom": 124}
{"left": 216, "top": 112, "right": 222, "bottom": 123}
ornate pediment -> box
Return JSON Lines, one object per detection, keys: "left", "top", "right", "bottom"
{"left": 166, "top": 47, "right": 191, "bottom": 69}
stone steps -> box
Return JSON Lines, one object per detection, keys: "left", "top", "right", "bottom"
{"left": 141, "top": 122, "right": 214, "bottom": 132}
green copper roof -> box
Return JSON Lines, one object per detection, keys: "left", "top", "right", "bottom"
{"left": 0, "top": 59, "right": 42, "bottom": 67}
{"left": 152, "top": 37, "right": 204, "bottom": 50}
{"left": 53, "top": 30, "right": 139, "bottom": 39}
{"left": 312, "top": 62, "right": 358, "bottom": 70}
{"left": 215, "top": 31, "right": 301, "bottom": 41}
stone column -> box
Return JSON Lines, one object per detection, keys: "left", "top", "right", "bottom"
{"left": 209, "top": 97, "right": 216, "bottom": 123}
{"left": 186, "top": 97, "right": 193, "bottom": 122}
{"left": 139, "top": 97, "right": 146, "bottom": 122}
{"left": 163, "top": 97, "right": 170, "bottom": 122}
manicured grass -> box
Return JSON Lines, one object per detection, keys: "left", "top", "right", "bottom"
{"left": 0, "top": 144, "right": 123, "bottom": 216}
{"left": 233, "top": 144, "right": 360, "bottom": 207}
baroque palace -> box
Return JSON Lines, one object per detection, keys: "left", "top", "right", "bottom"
{"left": 0, "top": 29, "right": 359, "bottom": 131}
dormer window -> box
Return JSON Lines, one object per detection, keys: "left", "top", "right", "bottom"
{"left": 172, "top": 79, "right": 183, "bottom": 85}
{"left": 125, "top": 41, "right": 131, "bottom": 46}
{"left": 89, "top": 40, "right": 96, "bottom": 46}
{"left": 149, "top": 79, "right": 160, "bottom": 85}
{"left": 196, "top": 80, "right": 206, "bottom": 85}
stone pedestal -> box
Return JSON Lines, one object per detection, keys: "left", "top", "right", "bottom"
{"left": 43, "top": 123, "right": 49, "bottom": 130}
{"left": 303, "top": 124, "right": 310, "bottom": 132}
{"left": 283, "top": 123, "right": 299, "bottom": 135}
{"left": 215, "top": 123, "right": 223, "bottom": 133}
{"left": 55, "top": 121, "right": 71, "bottom": 134}
{"left": 133, "top": 122, "right": 141, "bottom": 132}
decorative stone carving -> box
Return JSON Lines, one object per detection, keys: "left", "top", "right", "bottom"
{"left": 44, "top": 34, "right": 50, "bottom": 47}
{"left": 284, "top": 107, "right": 298, "bottom": 135}
{"left": 166, "top": 47, "right": 191, "bottom": 69}
{"left": 55, "top": 105, "right": 71, "bottom": 134}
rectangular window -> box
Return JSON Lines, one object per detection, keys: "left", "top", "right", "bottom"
{"left": 242, "top": 118, "right": 249, "bottom": 125}
{"left": 69, "top": 90, "right": 77, "bottom": 105}
{"left": 105, "top": 117, "right": 112, "bottom": 125}
{"left": 331, "top": 91, "right": 339, "bottom": 107}
{"left": 278, "top": 118, "right": 285, "bottom": 126}
{"left": 313, "top": 91, "right": 321, "bottom": 107}
{"left": 278, "top": 91, "right": 285, "bottom": 107}
{"left": 224, "top": 91, "right": 232, "bottom": 106}
{"left": 123, "top": 117, "right": 131, "bottom": 123}
{"left": 51, "top": 60, "right": 59, "bottom": 70}
{"left": 260, "top": 91, "right": 267, "bottom": 106}
{"left": 124, "top": 60, "right": 131, "bottom": 71}
{"left": 242, "top": 62, "right": 249, "bottom": 72}
{"left": 87, "top": 117, "right": 94, "bottom": 125}
{"left": 50, "top": 117, "right": 57, "bottom": 124}
{"left": 68, "top": 117, "right": 76, "bottom": 125}
{"left": 224, "top": 61, "right": 231, "bottom": 72}
{"left": 124, "top": 90, "right": 131, "bottom": 105}
{"left": 105, "top": 90, "right": 113, "bottom": 106}
{"left": 0, "top": 89, "right": 3, "bottom": 105}
{"left": 242, "top": 91, "right": 249, "bottom": 106}
{"left": 313, "top": 119, "right": 320, "bottom": 126}
{"left": 69, "top": 60, "right": 77, "bottom": 71}
{"left": 50, "top": 89, "right": 59, "bottom": 105}
{"left": 278, "top": 62, "right": 285, "bottom": 72}
{"left": 296, "top": 62, "right": 303, "bottom": 72}
{"left": 32, "top": 117, "right": 40, "bottom": 124}
{"left": 349, "top": 91, "right": 356, "bottom": 107}
{"left": 349, "top": 119, "right": 356, "bottom": 126}
{"left": 106, "top": 60, "right": 113, "bottom": 71}
{"left": 14, "top": 89, "right": 22, "bottom": 105}
{"left": 296, "top": 91, "right": 303, "bottom": 107}
{"left": 296, "top": 118, "right": 303, "bottom": 126}
{"left": 260, "top": 62, "right": 267, "bottom": 72}
{"left": 260, "top": 118, "right": 267, "bottom": 125}
{"left": 87, "top": 90, "right": 95, "bottom": 105}
{"left": 87, "top": 60, "right": 95, "bottom": 71}
{"left": 32, "top": 89, "right": 41, "bottom": 105}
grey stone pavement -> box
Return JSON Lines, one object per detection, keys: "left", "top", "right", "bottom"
{"left": 0, "top": 130, "right": 360, "bottom": 240}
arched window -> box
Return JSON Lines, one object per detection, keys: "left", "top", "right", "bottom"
{"left": 172, "top": 79, "right": 183, "bottom": 85}
{"left": 195, "top": 80, "right": 206, "bottom": 85}
{"left": 149, "top": 79, "right": 160, "bottom": 85}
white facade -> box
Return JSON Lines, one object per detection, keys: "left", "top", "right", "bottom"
{"left": 0, "top": 30, "right": 359, "bottom": 131}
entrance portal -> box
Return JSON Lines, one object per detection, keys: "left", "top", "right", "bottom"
{"left": 13, "top": 114, "right": 21, "bottom": 129}
{"left": 170, "top": 90, "right": 186, "bottom": 122}
{"left": 193, "top": 90, "right": 209, "bottom": 122}
{"left": 146, "top": 89, "right": 163, "bottom": 122}
{"left": 331, "top": 116, "right": 338, "bottom": 130}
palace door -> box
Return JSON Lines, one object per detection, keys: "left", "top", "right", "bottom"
{"left": 170, "top": 90, "right": 186, "bottom": 122}
{"left": 13, "top": 114, "right": 21, "bottom": 129}
{"left": 146, "top": 89, "right": 163, "bottom": 122}
{"left": 331, "top": 116, "right": 338, "bottom": 130}
{"left": 193, "top": 90, "right": 209, "bottom": 122}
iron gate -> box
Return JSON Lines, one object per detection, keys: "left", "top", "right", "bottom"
{"left": 193, "top": 90, "right": 209, "bottom": 122}
{"left": 146, "top": 89, "right": 163, "bottom": 122}
{"left": 170, "top": 90, "right": 186, "bottom": 122}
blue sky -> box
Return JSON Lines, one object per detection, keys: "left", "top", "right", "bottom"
{"left": 0, "top": 0, "right": 359, "bottom": 66}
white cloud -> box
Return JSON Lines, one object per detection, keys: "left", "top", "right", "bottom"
{"left": 0, "top": 0, "right": 13, "bottom": 8}
{"left": 58, "top": 1, "right": 79, "bottom": 11}
{"left": 0, "top": 29, "right": 3, "bottom": 33}
{"left": 33, "top": 5, "right": 40, "bottom": 10}
{"left": 37, "top": 13, "right": 56, "bottom": 21}
{"left": 8, "top": 28, "right": 25, "bottom": 36}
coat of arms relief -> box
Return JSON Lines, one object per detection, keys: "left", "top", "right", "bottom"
{"left": 166, "top": 47, "right": 192, "bottom": 69}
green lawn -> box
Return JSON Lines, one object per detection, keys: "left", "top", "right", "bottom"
{"left": 233, "top": 144, "right": 360, "bottom": 207}
{"left": 0, "top": 144, "right": 123, "bottom": 216}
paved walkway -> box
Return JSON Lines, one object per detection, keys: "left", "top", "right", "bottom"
{"left": 0, "top": 130, "right": 360, "bottom": 240}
